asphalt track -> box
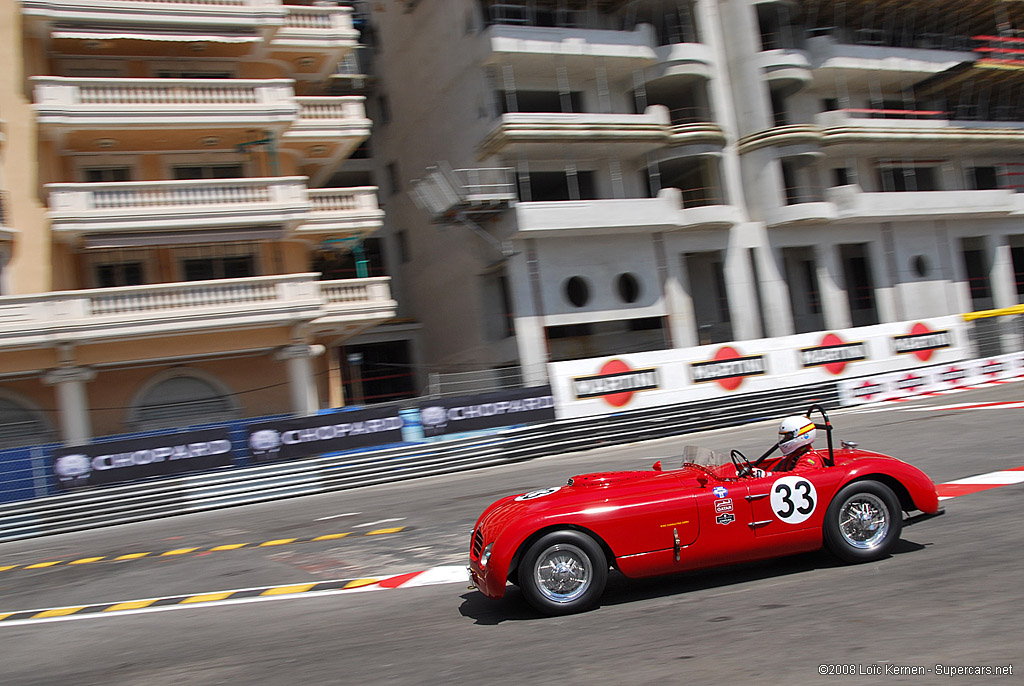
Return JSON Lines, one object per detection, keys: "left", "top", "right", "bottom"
{"left": 0, "top": 384, "right": 1021, "bottom": 685}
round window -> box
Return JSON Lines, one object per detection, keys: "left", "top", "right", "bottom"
{"left": 616, "top": 273, "right": 641, "bottom": 303}
{"left": 912, "top": 255, "right": 930, "bottom": 278}
{"left": 564, "top": 276, "right": 590, "bottom": 307}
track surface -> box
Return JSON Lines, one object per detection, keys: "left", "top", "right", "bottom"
{"left": 0, "top": 385, "right": 1021, "bottom": 685}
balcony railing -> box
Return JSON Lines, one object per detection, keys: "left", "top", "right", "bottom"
{"left": 21, "top": 0, "right": 288, "bottom": 35}
{"left": 274, "top": 4, "right": 357, "bottom": 45}
{"left": 0, "top": 274, "right": 394, "bottom": 348}
{"left": 32, "top": 77, "right": 298, "bottom": 129}
{"left": 46, "top": 177, "right": 309, "bottom": 235}
{"left": 298, "top": 187, "right": 383, "bottom": 236}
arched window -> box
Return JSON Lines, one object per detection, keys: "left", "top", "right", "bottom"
{"left": 0, "top": 394, "right": 54, "bottom": 449}
{"left": 129, "top": 370, "right": 238, "bottom": 431}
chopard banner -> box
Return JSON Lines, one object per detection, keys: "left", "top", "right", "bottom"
{"left": 247, "top": 406, "right": 404, "bottom": 463}
{"left": 418, "top": 386, "right": 556, "bottom": 437}
{"left": 52, "top": 427, "right": 234, "bottom": 491}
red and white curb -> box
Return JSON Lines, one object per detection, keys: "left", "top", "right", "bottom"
{"left": 936, "top": 466, "right": 1024, "bottom": 500}
{"left": 0, "top": 566, "right": 471, "bottom": 627}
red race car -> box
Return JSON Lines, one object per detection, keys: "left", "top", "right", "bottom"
{"left": 468, "top": 405, "right": 943, "bottom": 615}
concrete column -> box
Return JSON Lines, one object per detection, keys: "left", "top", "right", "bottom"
{"left": 816, "top": 243, "right": 853, "bottom": 330}
{"left": 43, "top": 366, "right": 96, "bottom": 445}
{"left": 724, "top": 243, "right": 759, "bottom": 341}
{"left": 275, "top": 344, "right": 325, "bottom": 416}
{"left": 988, "top": 234, "right": 1017, "bottom": 309}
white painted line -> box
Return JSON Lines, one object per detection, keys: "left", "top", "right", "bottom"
{"left": 315, "top": 512, "right": 361, "bottom": 521}
{"left": 352, "top": 518, "right": 406, "bottom": 528}
{"left": 944, "top": 471, "right": 1024, "bottom": 486}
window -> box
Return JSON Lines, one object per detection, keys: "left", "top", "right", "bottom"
{"left": 83, "top": 167, "right": 133, "bottom": 183}
{"left": 175, "top": 243, "right": 259, "bottom": 282}
{"left": 878, "top": 165, "right": 938, "bottom": 192}
{"left": 522, "top": 171, "right": 596, "bottom": 201}
{"left": 0, "top": 395, "right": 52, "bottom": 449}
{"left": 96, "top": 262, "right": 145, "bottom": 288}
{"left": 840, "top": 243, "right": 879, "bottom": 326}
{"left": 685, "top": 251, "right": 733, "bottom": 344}
{"left": 968, "top": 166, "right": 999, "bottom": 190}
{"left": 173, "top": 164, "right": 244, "bottom": 180}
{"left": 130, "top": 371, "right": 237, "bottom": 430}
{"left": 494, "top": 90, "right": 584, "bottom": 114}
{"left": 961, "top": 237, "right": 993, "bottom": 309}
{"left": 396, "top": 230, "right": 410, "bottom": 264}
{"left": 832, "top": 168, "right": 850, "bottom": 186}
{"left": 386, "top": 162, "right": 401, "bottom": 196}
{"left": 481, "top": 270, "right": 515, "bottom": 340}
{"left": 564, "top": 276, "right": 590, "bottom": 307}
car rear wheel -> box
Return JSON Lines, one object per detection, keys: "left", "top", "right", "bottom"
{"left": 519, "top": 530, "right": 607, "bottom": 615}
{"left": 823, "top": 480, "right": 902, "bottom": 563}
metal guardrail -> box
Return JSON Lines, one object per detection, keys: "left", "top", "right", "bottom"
{"left": 0, "top": 382, "right": 838, "bottom": 543}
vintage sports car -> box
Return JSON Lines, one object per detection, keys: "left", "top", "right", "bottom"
{"left": 468, "top": 406, "right": 943, "bottom": 615}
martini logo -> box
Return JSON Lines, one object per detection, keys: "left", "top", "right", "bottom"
{"left": 896, "top": 373, "right": 925, "bottom": 391}
{"left": 853, "top": 380, "right": 884, "bottom": 400}
{"left": 983, "top": 359, "right": 1005, "bottom": 377}
{"left": 690, "top": 347, "right": 766, "bottom": 391}
{"left": 800, "top": 333, "right": 866, "bottom": 375}
{"left": 893, "top": 323, "right": 952, "bottom": 362}
{"left": 941, "top": 366, "right": 966, "bottom": 384}
{"left": 572, "top": 359, "right": 659, "bottom": 407}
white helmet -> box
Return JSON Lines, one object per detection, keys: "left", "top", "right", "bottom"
{"left": 779, "top": 415, "right": 816, "bottom": 455}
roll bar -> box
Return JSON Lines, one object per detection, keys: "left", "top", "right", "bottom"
{"left": 805, "top": 404, "right": 835, "bottom": 467}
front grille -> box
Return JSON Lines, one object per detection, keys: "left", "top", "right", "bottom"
{"left": 471, "top": 529, "right": 483, "bottom": 557}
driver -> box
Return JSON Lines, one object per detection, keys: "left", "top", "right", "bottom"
{"left": 774, "top": 415, "right": 816, "bottom": 472}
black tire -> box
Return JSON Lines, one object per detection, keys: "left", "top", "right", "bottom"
{"left": 519, "top": 530, "right": 607, "bottom": 615}
{"left": 823, "top": 480, "right": 903, "bottom": 563}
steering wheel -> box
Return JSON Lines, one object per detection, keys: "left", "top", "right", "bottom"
{"left": 730, "top": 449, "right": 754, "bottom": 478}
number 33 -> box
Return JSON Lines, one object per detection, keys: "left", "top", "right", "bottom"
{"left": 770, "top": 476, "right": 818, "bottom": 524}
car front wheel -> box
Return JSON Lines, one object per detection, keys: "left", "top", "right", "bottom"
{"left": 823, "top": 480, "right": 903, "bottom": 563}
{"left": 519, "top": 530, "right": 607, "bottom": 615}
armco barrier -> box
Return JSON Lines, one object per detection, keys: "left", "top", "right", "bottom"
{"left": 0, "top": 381, "right": 837, "bottom": 543}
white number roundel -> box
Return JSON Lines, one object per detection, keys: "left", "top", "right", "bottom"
{"left": 769, "top": 476, "right": 817, "bottom": 524}
{"left": 515, "top": 486, "right": 561, "bottom": 501}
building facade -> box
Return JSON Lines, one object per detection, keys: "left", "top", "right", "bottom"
{"left": 0, "top": 0, "right": 396, "bottom": 447}
{"left": 371, "top": 0, "right": 1024, "bottom": 384}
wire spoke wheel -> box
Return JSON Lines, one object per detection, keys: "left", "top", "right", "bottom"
{"left": 838, "top": 492, "right": 890, "bottom": 550}
{"left": 534, "top": 543, "right": 593, "bottom": 603}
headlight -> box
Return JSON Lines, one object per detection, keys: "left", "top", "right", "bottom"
{"left": 480, "top": 543, "right": 494, "bottom": 567}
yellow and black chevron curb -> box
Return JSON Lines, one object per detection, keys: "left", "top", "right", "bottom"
{"left": 0, "top": 566, "right": 468, "bottom": 626}
{"left": 0, "top": 527, "right": 407, "bottom": 574}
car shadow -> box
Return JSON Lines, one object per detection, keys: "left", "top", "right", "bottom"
{"left": 458, "top": 538, "right": 928, "bottom": 624}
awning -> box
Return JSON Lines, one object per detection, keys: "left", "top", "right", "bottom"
{"left": 83, "top": 228, "right": 282, "bottom": 249}
{"left": 52, "top": 30, "right": 261, "bottom": 44}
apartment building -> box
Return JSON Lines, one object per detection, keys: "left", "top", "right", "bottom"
{"left": 0, "top": 0, "right": 395, "bottom": 446}
{"left": 368, "top": 0, "right": 1024, "bottom": 384}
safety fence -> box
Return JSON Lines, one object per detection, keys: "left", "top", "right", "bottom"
{"left": 0, "top": 381, "right": 838, "bottom": 543}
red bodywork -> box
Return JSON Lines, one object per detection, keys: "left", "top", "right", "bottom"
{"left": 468, "top": 447, "right": 940, "bottom": 599}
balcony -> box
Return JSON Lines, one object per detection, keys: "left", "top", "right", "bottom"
{"left": 826, "top": 185, "right": 1018, "bottom": 223}
{"left": 482, "top": 23, "right": 656, "bottom": 80}
{"left": 45, "top": 177, "right": 310, "bottom": 240}
{"left": 296, "top": 187, "right": 384, "bottom": 238}
{"left": 32, "top": 77, "right": 298, "bottom": 141}
{"left": 0, "top": 274, "right": 395, "bottom": 349}
{"left": 510, "top": 188, "right": 740, "bottom": 237}
{"left": 21, "top": 0, "right": 286, "bottom": 46}
{"left": 647, "top": 42, "right": 715, "bottom": 81}
{"left": 273, "top": 4, "right": 357, "bottom": 48}
{"left": 284, "top": 96, "right": 371, "bottom": 144}
{"left": 816, "top": 108, "right": 1024, "bottom": 154}
{"left": 806, "top": 35, "right": 970, "bottom": 83}
{"left": 756, "top": 48, "right": 812, "bottom": 93}
{"left": 479, "top": 106, "right": 671, "bottom": 157}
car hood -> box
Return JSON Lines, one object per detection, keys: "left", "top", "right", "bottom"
{"left": 475, "top": 469, "right": 695, "bottom": 533}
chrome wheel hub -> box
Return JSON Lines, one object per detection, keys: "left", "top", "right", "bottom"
{"left": 838, "top": 493, "right": 890, "bottom": 550}
{"left": 534, "top": 543, "right": 592, "bottom": 603}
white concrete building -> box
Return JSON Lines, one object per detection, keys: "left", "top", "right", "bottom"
{"left": 366, "top": 0, "right": 1024, "bottom": 384}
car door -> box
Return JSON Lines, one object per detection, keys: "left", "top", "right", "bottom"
{"left": 746, "top": 455, "right": 841, "bottom": 538}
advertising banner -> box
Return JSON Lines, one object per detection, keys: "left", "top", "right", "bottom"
{"left": 52, "top": 427, "right": 234, "bottom": 491}
{"left": 837, "top": 351, "right": 1024, "bottom": 405}
{"left": 549, "top": 316, "right": 968, "bottom": 418}
{"left": 247, "top": 406, "right": 404, "bottom": 463}
{"left": 418, "top": 386, "right": 556, "bottom": 437}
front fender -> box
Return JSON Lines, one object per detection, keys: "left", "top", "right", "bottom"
{"left": 840, "top": 458, "right": 940, "bottom": 515}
